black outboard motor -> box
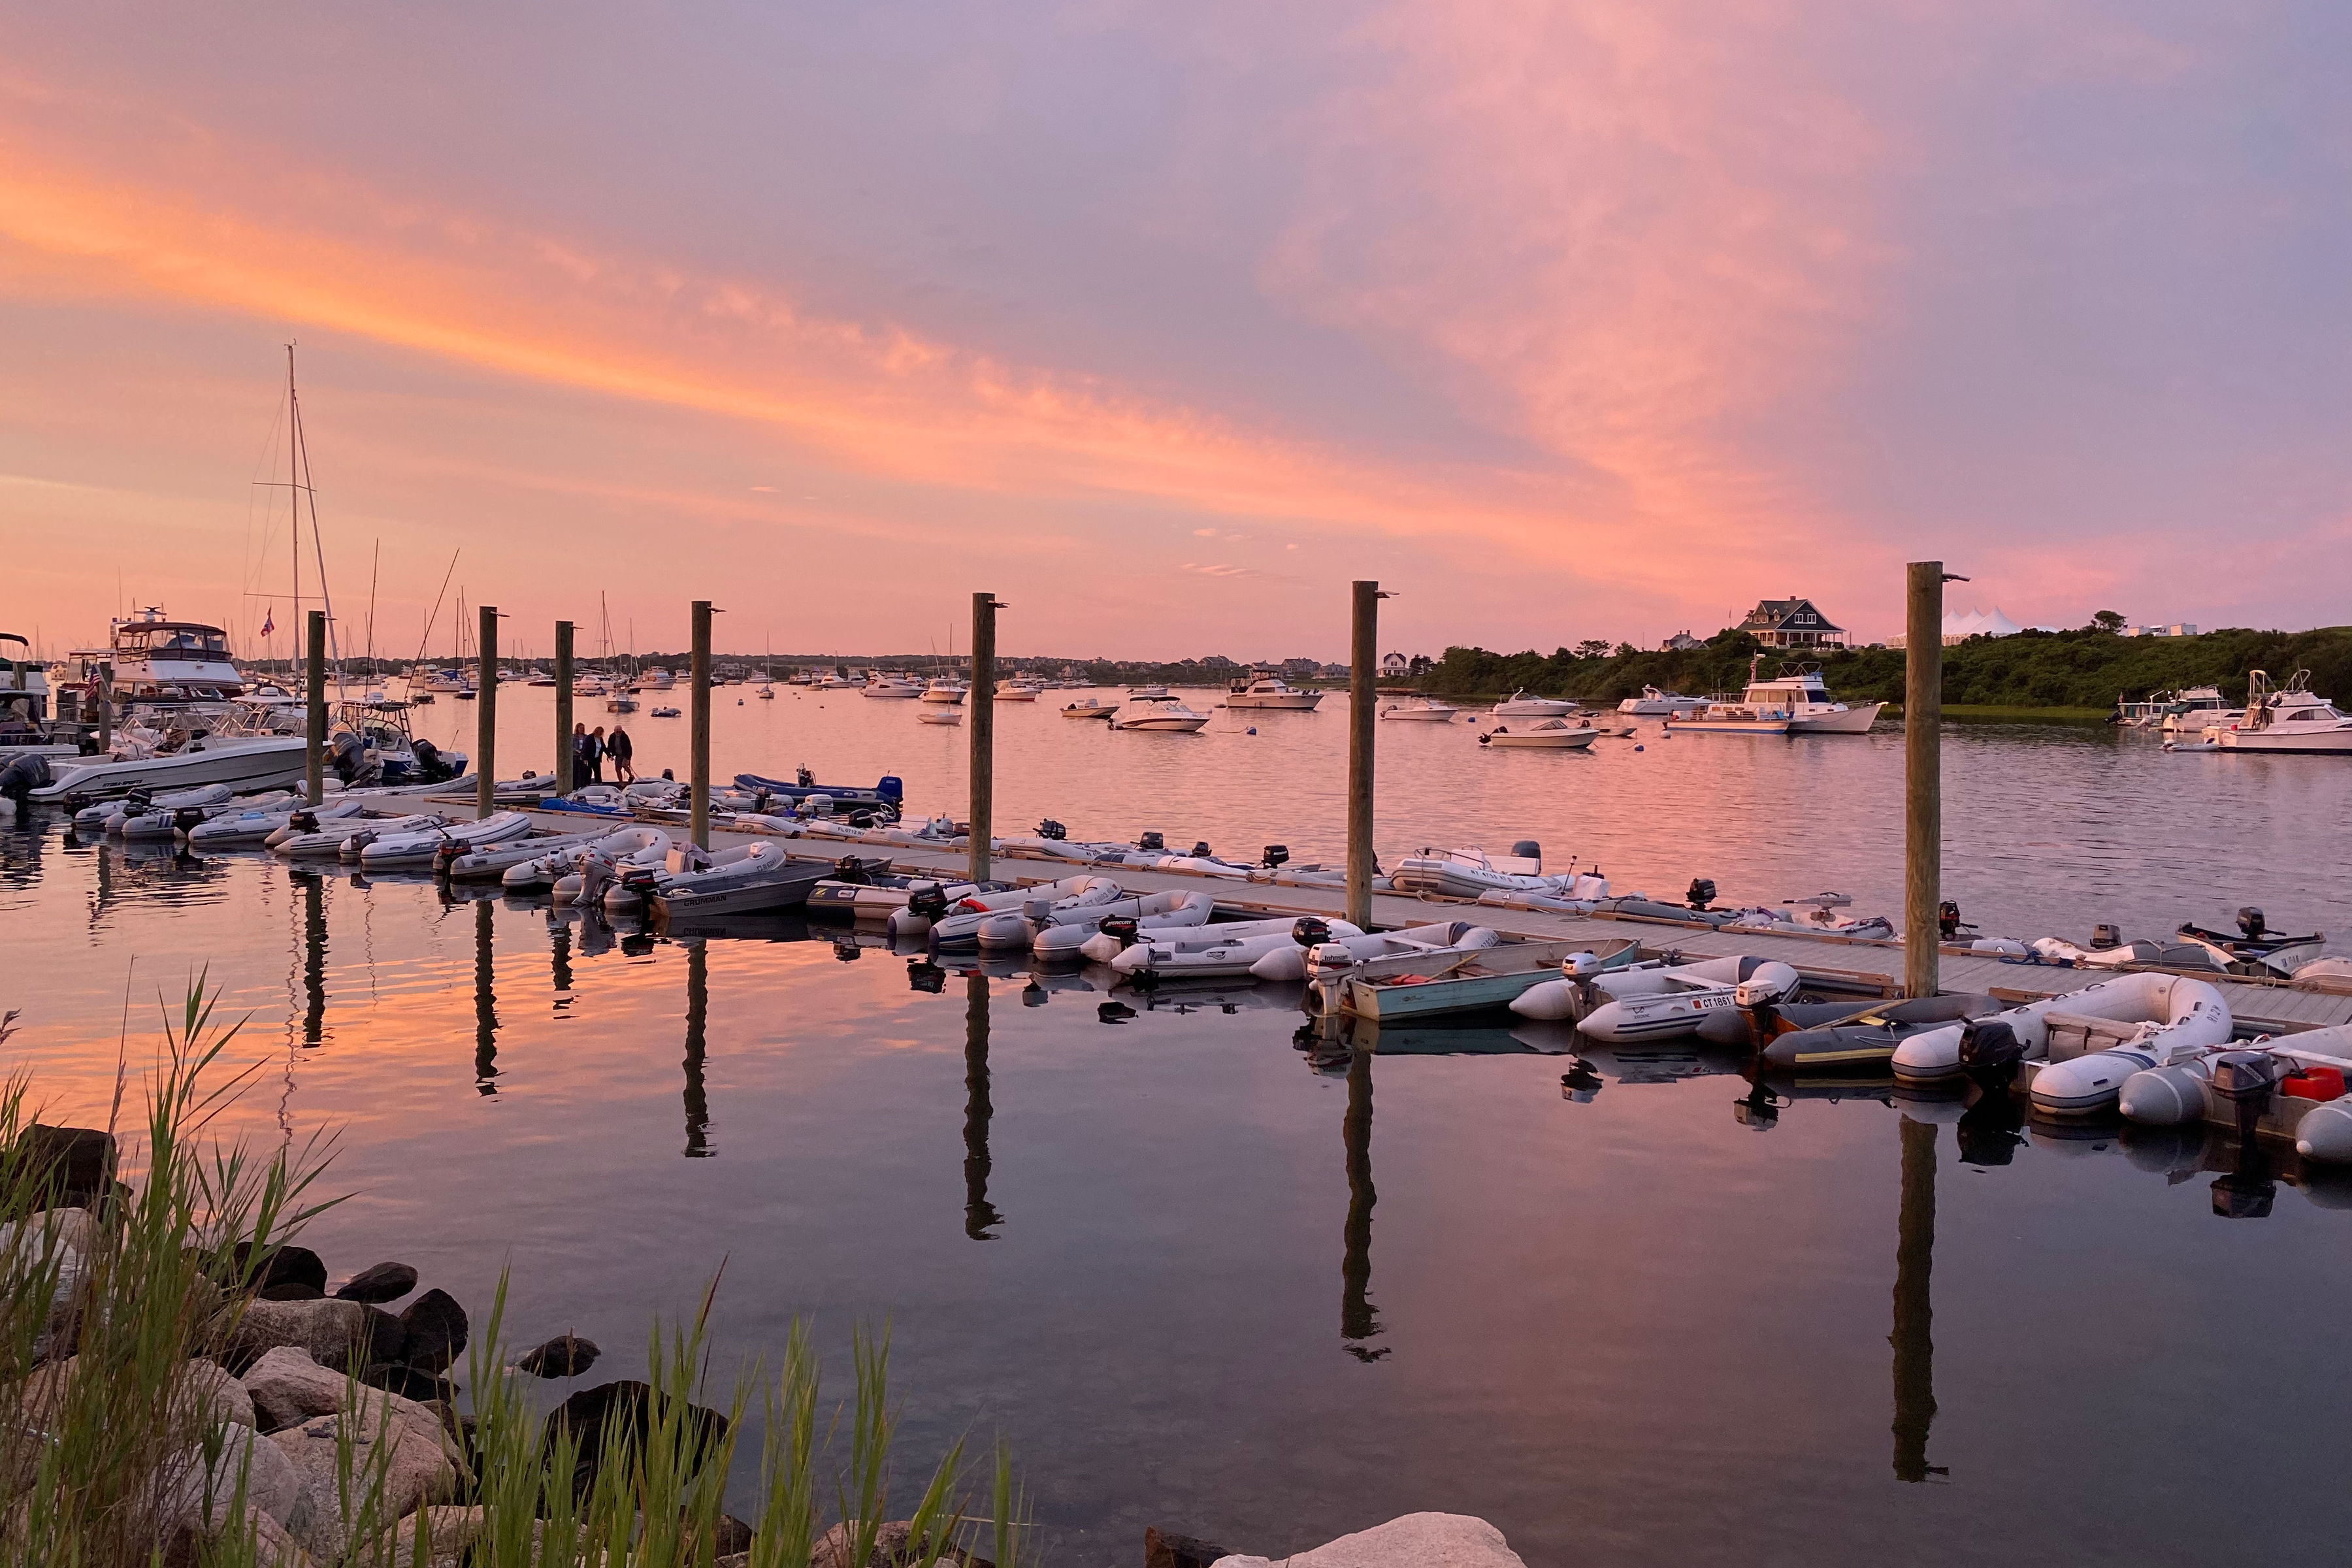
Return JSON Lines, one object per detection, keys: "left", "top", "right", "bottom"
{"left": 1262, "top": 844, "right": 1289, "bottom": 868}
{"left": 1138, "top": 830, "right": 1164, "bottom": 852}
{"left": 0, "top": 754, "right": 50, "bottom": 801}
{"left": 1938, "top": 900, "right": 1963, "bottom": 941}
{"left": 288, "top": 809, "right": 318, "bottom": 834}
{"left": 906, "top": 883, "right": 949, "bottom": 921}
{"left": 849, "top": 809, "right": 874, "bottom": 828}
{"left": 1036, "top": 818, "right": 1067, "bottom": 841}
{"left": 172, "top": 807, "right": 208, "bottom": 836}
{"left": 1686, "top": 877, "right": 1717, "bottom": 912}
{"left": 1511, "top": 839, "right": 1542, "bottom": 865}
{"left": 1292, "top": 916, "right": 1331, "bottom": 948}
{"left": 832, "top": 855, "right": 871, "bottom": 885}
{"left": 1189, "top": 841, "right": 1211, "bottom": 859}
{"left": 1099, "top": 915, "right": 1141, "bottom": 950}
{"left": 2089, "top": 923, "right": 2123, "bottom": 951}
{"left": 2238, "top": 906, "right": 2268, "bottom": 941}
{"left": 412, "top": 738, "right": 444, "bottom": 781}
{"left": 1957, "top": 1018, "right": 2024, "bottom": 1085}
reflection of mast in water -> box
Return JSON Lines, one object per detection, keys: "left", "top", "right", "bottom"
{"left": 1891, "top": 1114, "right": 1943, "bottom": 1480}
{"left": 1342, "top": 1047, "right": 1386, "bottom": 1360}
{"left": 962, "top": 972, "right": 1002, "bottom": 1240}
{"left": 550, "top": 916, "right": 573, "bottom": 1000}
{"left": 682, "top": 941, "right": 711, "bottom": 1157}
{"left": 472, "top": 898, "right": 500, "bottom": 1095}
{"left": 301, "top": 873, "right": 328, "bottom": 1046}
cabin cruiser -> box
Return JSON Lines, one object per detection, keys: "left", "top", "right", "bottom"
{"left": 921, "top": 679, "right": 968, "bottom": 704}
{"left": 1061, "top": 697, "right": 1119, "bottom": 720}
{"left": 0, "top": 634, "right": 53, "bottom": 724}
{"left": 632, "top": 666, "right": 676, "bottom": 692}
{"left": 1112, "top": 695, "right": 1209, "bottom": 732}
{"left": 415, "top": 668, "right": 472, "bottom": 694}
{"left": 2159, "top": 686, "right": 2240, "bottom": 734}
{"left": 1664, "top": 661, "right": 1882, "bottom": 736}
{"left": 1379, "top": 698, "right": 1458, "bottom": 721}
{"left": 2210, "top": 670, "right": 2352, "bottom": 753}
{"left": 1617, "top": 686, "right": 1703, "bottom": 717}
{"left": 994, "top": 682, "right": 1041, "bottom": 701}
{"left": 1125, "top": 684, "right": 1171, "bottom": 700}
{"left": 1493, "top": 690, "right": 1577, "bottom": 718}
{"left": 1224, "top": 673, "right": 1324, "bottom": 710}
{"left": 71, "top": 609, "right": 248, "bottom": 702}
{"left": 862, "top": 675, "right": 924, "bottom": 698}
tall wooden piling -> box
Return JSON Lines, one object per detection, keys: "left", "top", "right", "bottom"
{"left": 1347, "top": 580, "right": 1379, "bottom": 928}
{"left": 553, "top": 619, "right": 574, "bottom": 792}
{"left": 1904, "top": 563, "right": 1943, "bottom": 999}
{"left": 304, "top": 610, "right": 327, "bottom": 805}
{"left": 970, "top": 593, "right": 1000, "bottom": 884}
{"left": 476, "top": 605, "right": 498, "bottom": 818}
{"left": 690, "top": 600, "right": 712, "bottom": 849}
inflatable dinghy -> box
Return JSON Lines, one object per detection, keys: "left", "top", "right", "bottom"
{"left": 1575, "top": 955, "right": 1802, "bottom": 1043}
{"left": 1751, "top": 993, "right": 2002, "bottom": 1071}
{"left": 1888, "top": 972, "right": 2232, "bottom": 1107}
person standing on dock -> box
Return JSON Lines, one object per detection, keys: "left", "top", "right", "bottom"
{"left": 587, "top": 725, "right": 608, "bottom": 783}
{"left": 572, "top": 722, "right": 593, "bottom": 789}
{"left": 607, "top": 724, "right": 634, "bottom": 785}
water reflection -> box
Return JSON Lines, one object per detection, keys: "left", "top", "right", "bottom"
{"left": 473, "top": 898, "right": 500, "bottom": 1095}
{"left": 683, "top": 941, "right": 711, "bottom": 1158}
{"left": 1890, "top": 1115, "right": 1942, "bottom": 1482}
{"left": 963, "top": 972, "right": 1001, "bottom": 1239}
{"left": 551, "top": 917, "right": 574, "bottom": 1002}
{"left": 1341, "top": 1047, "right": 1384, "bottom": 1361}
{"left": 299, "top": 872, "right": 327, "bottom": 1048}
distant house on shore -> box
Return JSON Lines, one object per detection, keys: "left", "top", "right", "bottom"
{"left": 1737, "top": 597, "right": 1847, "bottom": 649}
{"left": 1381, "top": 652, "right": 1410, "bottom": 676}
{"left": 1661, "top": 629, "right": 1704, "bottom": 651}
{"left": 2121, "top": 623, "right": 2197, "bottom": 638}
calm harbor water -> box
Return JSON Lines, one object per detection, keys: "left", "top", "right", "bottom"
{"left": 6, "top": 692, "right": 2352, "bottom": 1565}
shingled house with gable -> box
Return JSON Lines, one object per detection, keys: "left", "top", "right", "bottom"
{"left": 1737, "top": 597, "right": 1847, "bottom": 649}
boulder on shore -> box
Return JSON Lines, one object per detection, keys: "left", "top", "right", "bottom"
{"left": 1210, "top": 1513, "right": 1525, "bottom": 1568}
{"left": 11, "top": 1124, "right": 116, "bottom": 1210}
{"left": 230, "top": 1298, "right": 406, "bottom": 1374}
{"left": 333, "top": 1262, "right": 419, "bottom": 1305}
{"left": 399, "top": 1288, "right": 468, "bottom": 1371}
{"left": 516, "top": 1334, "right": 600, "bottom": 1379}
{"left": 544, "top": 1380, "right": 731, "bottom": 1497}
{"left": 233, "top": 1241, "right": 330, "bottom": 1296}
{"left": 1149, "top": 1526, "right": 1235, "bottom": 1568}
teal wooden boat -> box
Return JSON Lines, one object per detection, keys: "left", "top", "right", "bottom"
{"left": 1340, "top": 936, "right": 1642, "bottom": 1022}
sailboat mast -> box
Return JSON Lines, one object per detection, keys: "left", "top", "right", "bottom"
{"left": 288, "top": 346, "right": 301, "bottom": 678}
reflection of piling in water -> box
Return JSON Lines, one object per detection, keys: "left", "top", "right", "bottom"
{"left": 1341, "top": 1047, "right": 1385, "bottom": 1358}
{"left": 550, "top": 918, "right": 573, "bottom": 997}
{"left": 301, "top": 874, "right": 327, "bottom": 1047}
{"left": 683, "top": 941, "right": 711, "bottom": 1158}
{"left": 963, "top": 973, "right": 1002, "bottom": 1239}
{"left": 1891, "top": 1114, "right": 1940, "bottom": 1480}
{"left": 473, "top": 898, "right": 500, "bottom": 1095}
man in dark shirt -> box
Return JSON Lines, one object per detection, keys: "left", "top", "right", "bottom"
{"left": 607, "top": 725, "right": 635, "bottom": 785}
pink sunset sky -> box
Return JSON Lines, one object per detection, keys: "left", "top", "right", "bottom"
{"left": 2, "top": 2, "right": 2347, "bottom": 661}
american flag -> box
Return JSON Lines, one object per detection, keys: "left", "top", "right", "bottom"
{"left": 261, "top": 608, "right": 275, "bottom": 638}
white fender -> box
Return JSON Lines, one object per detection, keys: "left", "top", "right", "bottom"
{"left": 2297, "top": 1098, "right": 2352, "bottom": 1163}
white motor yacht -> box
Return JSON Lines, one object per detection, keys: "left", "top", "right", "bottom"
{"left": 2211, "top": 670, "right": 2352, "bottom": 753}
{"left": 1061, "top": 697, "right": 1119, "bottom": 721}
{"left": 921, "top": 680, "right": 968, "bottom": 704}
{"left": 1379, "top": 699, "right": 1458, "bottom": 721}
{"left": 994, "top": 683, "right": 1040, "bottom": 701}
{"left": 1665, "top": 661, "right": 1880, "bottom": 736}
{"left": 632, "top": 667, "right": 676, "bottom": 692}
{"left": 1616, "top": 686, "right": 1703, "bottom": 717}
{"left": 1224, "top": 673, "right": 1324, "bottom": 710}
{"left": 1494, "top": 690, "right": 1576, "bottom": 717}
{"left": 861, "top": 676, "right": 924, "bottom": 698}
{"left": 31, "top": 734, "right": 311, "bottom": 801}
{"left": 1126, "top": 684, "right": 1171, "bottom": 700}
{"left": 1113, "top": 696, "right": 1209, "bottom": 732}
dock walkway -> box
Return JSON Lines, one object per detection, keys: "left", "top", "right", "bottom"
{"left": 476, "top": 801, "right": 2352, "bottom": 1038}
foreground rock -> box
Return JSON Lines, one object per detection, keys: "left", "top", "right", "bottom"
{"left": 233, "top": 1241, "right": 329, "bottom": 1296}
{"left": 231, "top": 1298, "right": 406, "bottom": 1373}
{"left": 1149, "top": 1526, "right": 1235, "bottom": 1568}
{"left": 332, "top": 1262, "right": 419, "bottom": 1305}
{"left": 812, "top": 1519, "right": 984, "bottom": 1568}
{"left": 517, "top": 1333, "right": 600, "bottom": 1379}
{"left": 1211, "top": 1514, "right": 1525, "bottom": 1568}
{"left": 399, "top": 1288, "right": 468, "bottom": 1371}
{"left": 12, "top": 1123, "right": 116, "bottom": 1210}
{"left": 545, "top": 1380, "right": 730, "bottom": 1497}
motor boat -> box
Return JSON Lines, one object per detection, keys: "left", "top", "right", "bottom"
{"left": 640, "top": 841, "right": 830, "bottom": 919}
{"left": 1665, "top": 659, "right": 1881, "bottom": 736}
{"left": 1256, "top": 920, "right": 1500, "bottom": 983}
{"left": 606, "top": 693, "right": 638, "bottom": 713}
{"left": 1380, "top": 699, "right": 1458, "bottom": 721}
{"left": 1573, "top": 955, "right": 1803, "bottom": 1043}
{"left": 1224, "top": 673, "right": 1324, "bottom": 710}
{"left": 649, "top": 706, "right": 681, "bottom": 719}
{"left": 1390, "top": 843, "right": 1609, "bottom": 902}
{"left": 355, "top": 810, "right": 534, "bottom": 869}
{"left": 2157, "top": 686, "right": 2241, "bottom": 734}
{"left": 1334, "top": 937, "right": 1644, "bottom": 1022}
{"left": 84, "top": 608, "right": 249, "bottom": 702}
{"left": 862, "top": 676, "right": 924, "bottom": 698}
{"left": 31, "top": 735, "right": 312, "bottom": 802}
{"left": 921, "top": 680, "right": 968, "bottom": 704}
{"left": 1105, "top": 915, "right": 1368, "bottom": 979}
{"left": 924, "top": 875, "right": 1127, "bottom": 949}
{"left": 1061, "top": 698, "right": 1119, "bottom": 721}
{"left": 809, "top": 872, "right": 1004, "bottom": 931}
{"left": 731, "top": 772, "right": 905, "bottom": 816}
{"left": 632, "top": 667, "right": 677, "bottom": 692}
{"left": 189, "top": 794, "right": 363, "bottom": 849}
{"left": 916, "top": 708, "right": 963, "bottom": 725}
{"left": 2170, "top": 907, "right": 2325, "bottom": 977}
{"left": 1113, "top": 696, "right": 1209, "bottom": 732}
{"left": 504, "top": 826, "right": 673, "bottom": 890}
{"left": 994, "top": 683, "right": 1040, "bottom": 702}
{"left": 1125, "top": 684, "right": 1170, "bottom": 700}
{"left": 1888, "top": 972, "right": 2232, "bottom": 1094}
{"left": 275, "top": 811, "right": 445, "bottom": 859}
{"left": 2208, "top": 670, "right": 2352, "bottom": 753}
{"left": 1493, "top": 690, "right": 1576, "bottom": 718}
{"left": 1616, "top": 686, "right": 1703, "bottom": 717}
{"left": 1478, "top": 719, "right": 1596, "bottom": 749}
{"left": 1026, "top": 888, "right": 1219, "bottom": 958}
{"left": 442, "top": 828, "right": 608, "bottom": 881}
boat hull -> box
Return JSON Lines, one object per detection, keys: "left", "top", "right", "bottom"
{"left": 1788, "top": 702, "right": 1885, "bottom": 734}
{"left": 1226, "top": 693, "right": 1323, "bottom": 710}
{"left": 1661, "top": 717, "right": 1793, "bottom": 735}
{"left": 2219, "top": 728, "right": 2352, "bottom": 753}
{"left": 31, "top": 737, "right": 310, "bottom": 801}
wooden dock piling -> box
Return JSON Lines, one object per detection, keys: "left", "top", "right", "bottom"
{"left": 304, "top": 610, "right": 326, "bottom": 806}
{"left": 1904, "top": 563, "right": 1943, "bottom": 999}
{"left": 476, "top": 606, "right": 498, "bottom": 818}
{"left": 690, "top": 600, "right": 712, "bottom": 849}
{"left": 970, "top": 592, "right": 1000, "bottom": 885}
{"left": 1347, "top": 580, "right": 1379, "bottom": 929}
{"left": 553, "top": 619, "right": 574, "bottom": 791}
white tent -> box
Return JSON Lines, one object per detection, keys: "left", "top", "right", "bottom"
{"left": 1941, "top": 606, "right": 2023, "bottom": 642}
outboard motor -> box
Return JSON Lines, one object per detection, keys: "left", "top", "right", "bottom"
{"left": 172, "top": 807, "right": 208, "bottom": 837}
{"left": 2089, "top": 923, "right": 2123, "bottom": 951}
{"left": 1189, "top": 841, "right": 1211, "bottom": 860}
{"left": 1262, "top": 844, "right": 1289, "bottom": 868}
{"left": 1303, "top": 942, "right": 1356, "bottom": 1017}
{"left": 848, "top": 809, "right": 874, "bottom": 828}
{"left": 1686, "top": 877, "right": 1717, "bottom": 912}
{"left": 289, "top": 809, "right": 318, "bottom": 834}
{"left": 1099, "top": 915, "right": 1140, "bottom": 950}
{"left": 906, "top": 883, "right": 950, "bottom": 922}
{"left": 2210, "top": 1050, "right": 2279, "bottom": 1138}
{"left": 412, "top": 738, "right": 444, "bottom": 779}
{"left": 1036, "top": 818, "right": 1067, "bottom": 841}
{"left": 2237, "top": 906, "right": 2268, "bottom": 941}
{"left": 1938, "top": 900, "right": 1963, "bottom": 941}
{"left": 1957, "top": 1019, "right": 2024, "bottom": 1085}
{"left": 0, "top": 754, "right": 51, "bottom": 800}
{"left": 1137, "top": 830, "right": 1164, "bottom": 853}
{"left": 1292, "top": 916, "right": 1332, "bottom": 949}
{"left": 1510, "top": 840, "right": 1542, "bottom": 865}
{"left": 832, "top": 855, "right": 870, "bottom": 884}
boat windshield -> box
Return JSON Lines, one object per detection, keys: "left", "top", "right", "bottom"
{"left": 121, "top": 627, "right": 229, "bottom": 655}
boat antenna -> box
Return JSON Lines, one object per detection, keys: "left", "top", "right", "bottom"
{"left": 364, "top": 537, "right": 380, "bottom": 681}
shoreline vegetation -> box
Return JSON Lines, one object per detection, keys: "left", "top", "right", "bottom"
{"left": 1410, "top": 625, "right": 2352, "bottom": 715}
{"left": 0, "top": 985, "right": 1028, "bottom": 1568}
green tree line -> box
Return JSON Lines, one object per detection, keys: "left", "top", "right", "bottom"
{"left": 1418, "top": 625, "right": 2352, "bottom": 711}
